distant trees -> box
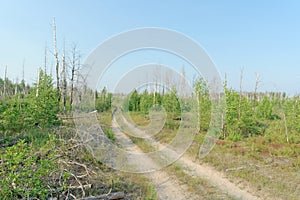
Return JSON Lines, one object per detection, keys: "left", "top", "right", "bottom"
{"left": 194, "top": 77, "right": 211, "bottom": 131}
{"left": 95, "top": 87, "right": 112, "bottom": 112}
{"left": 118, "top": 75, "right": 299, "bottom": 143}
{"left": 123, "top": 88, "right": 180, "bottom": 115}
{"left": 1, "top": 17, "right": 299, "bottom": 144}
{"left": 1, "top": 62, "right": 300, "bottom": 144}
{"left": 0, "top": 77, "right": 30, "bottom": 98}
{"left": 190, "top": 75, "right": 300, "bottom": 143}
{"left": 223, "top": 79, "right": 267, "bottom": 140}
{"left": 0, "top": 70, "right": 60, "bottom": 133}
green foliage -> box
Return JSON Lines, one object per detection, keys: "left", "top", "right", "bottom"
{"left": 162, "top": 87, "right": 181, "bottom": 116}
{"left": 0, "top": 70, "right": 60, "bottom": 134}
{"left": 124, "top": 88, "right": 180, "bottom": 118}
{"left": 0, "top": 77, "right": 30, "bottom": 97}
{"left": 194, "top": 78, "right": 211, "bottom": 131}
{"left": 145, "top": 184, "right": 157, "bottom": 200}
{"left": 1, "top": 98, "right": 27, "bottom": 132}
{"left": 105, "top": 128, "right": 115, "bottom": 141}
{"left": 255, "top": 96, "right": 276, "bottom": 120}
{"left": 222, "top": 82, "right": 266, "bottom": 139}
{"left": 0, "top": 139, "right": 57, "bottom": 199}
{"left": 95, "top": 87, "right": 112, "bottom": 112}
{"left": 28, "top": 71, "right": 60, "bottom": 127}
{"left": 140, "top": 90, "right": 154, "bottom": 114}
{"left": 129, "top": 89, "right": 140, "bottom": 111}
{"left": 122, "top": 87, "right": 181, "bottom": 130}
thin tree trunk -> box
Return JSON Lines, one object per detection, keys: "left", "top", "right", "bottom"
{"left": 22, "top": 59, "right": 25, "bottom": 96}
{"left": 180, "top": 65, "right": 186, "bottom": 97}
{"left": 14, "top": 78, "right": 18, "bottom": 95}
{"left": 53, "top": 18, "right": 60, "bottom": 103}
{"left": 238, "top": 68, "right": 244, "bottom": 121}
{"left": 44, "top": 44, "right": 47, "bottom": 73}
{"left": 36, "top": 68, "right": 40, "bottom": 98}
{"left": 61, "top": 44, "right": 67, "bottom": 113}
{"left": 70, "top": 45, "right": 77, "bottom": 111}
{"left": 283, "top": 112, "right": 289, "bottom": 143}
{"left": 291, "top": 99, "right": 297, "bottom": 130}
{"left": 252, "top": 73, "right": 260, "bottom": 114}
{"left": 3, "top": 65, "right": 7, "bottom": 98}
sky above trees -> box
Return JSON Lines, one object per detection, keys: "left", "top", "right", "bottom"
{"left": 0, "top": 0, "right": 299, "bottom": 94}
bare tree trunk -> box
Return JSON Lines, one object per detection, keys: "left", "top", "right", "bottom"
{"left": 252, "top": 73, "right": 261, "bottom": 114}
{"left": 238, "top": 68, "right": 244, "bottom": 121}
{"left": 70, "top": 45, "right": 78, "bottom": 111}
{"left": 53, "top": 18, "right": 60, "bottom": 103}
{"left": 14, "top": 78, "right": 18, "bottom": 95}
{"left": 44, "top": 44, "right": 47, "bottom": 73}
{"left": 180, "top": 65, "right": 186, "bottom": 97}
{"left": 22, "top": 59, "right": 25, "bottom": 96}
{"left": 283, "top": 112, "right": 289, "bottom": 143}
{"left": 61, "top": 44, "right": 67, "bottom": 113}
{"left": 3, "top": 65, "right": 7, "bottom": 98}
{"left": 223, "top": 73, "right": 227, "bottom": 139}
{"left": 291, "top": 99, "right": 297, "bottom": 130}
{"left": 36, "top": 68, "right": 40, "bottom": 98}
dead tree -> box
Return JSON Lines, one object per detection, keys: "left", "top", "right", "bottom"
{"left": 44, "top": 44, "right": 47, "bottom": 73}
{"left": 69, "top": 44, "right": 80, "bottom": 111}
{"left": 53, "top": 18, "right": 60, "bottom": 103}
{"left": 3, "top": 65, "right": 7, "bottom": 98}
{"left": 61, "top": 43, "right": 67, "bottom": 113}
{"left": 252, "top": 73, "right": 261, "bottom": 113}
{"left": 36, "top": 68, "right": 40, "bottom": 98}
{"left": 180, "top": 65, "right": 186, "bottom": 97}
{"left": 238, "top": 67, "right": 244, "bottom": 121}
{"left": 22, "top": 59, "right": 26, "bottom": 96}
{"left": 282, "top": 111, "right": 289, "bottom": 143}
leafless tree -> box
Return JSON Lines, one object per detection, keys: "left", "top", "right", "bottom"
{"left": 3, "top": 66, "right": 8, "bottom": 98}
{"left": 69, "top": 44, "right": 81, "bottom": 111}
{"left": 180, "top": 65, "right": 186, "bottom": 97}
{"left": 238, "top": 67, "right": 244, "bottom": 121}
{"left": 282, "top": 111, "right": 289, "bottom": 143}
{"left": 61, "top": 43, "right": 67, "bottom": 113}
{"left": 36, "top": 68, "right": 40, "bottom": 98}
{"left": 22, "top": 59, "right": 26, "bottom": 96}
{"left": 53, "top": 17, "right": 60, "bottom": 102}
{"left": 252, "top": 73, "right": 261, "bottom": 113}
{"left": 44, "top": 44, "right": 47, "bottom": 73}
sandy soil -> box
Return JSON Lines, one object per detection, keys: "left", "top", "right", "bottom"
{"left": 112, "top": 114, "right": 264, "bottom": 200}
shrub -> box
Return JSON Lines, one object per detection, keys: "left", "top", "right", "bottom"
{"left": 0, "top": 140, "right": 57, "bottom": 199}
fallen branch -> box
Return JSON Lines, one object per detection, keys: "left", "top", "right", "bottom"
{"left": 225, "top": 166, "right": 245, "bottom": 172}
{"left": 77, "top": 191, "right": 125, "bottom": 200}
{"left": 69, "top": 184, "right": 92, "bottom": 190}
{"left": 64, "top": 169, "right": 86, "bottom": 198}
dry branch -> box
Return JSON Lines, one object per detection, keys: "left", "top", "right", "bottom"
{"left": 77, "top": 191, "right": 125, "bottom": 200}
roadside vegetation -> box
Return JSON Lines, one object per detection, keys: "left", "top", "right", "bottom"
{"left": 121, "top": 75, "right": 300, "bottom": 200}
{"left": 1, "top": 64, "right": 299, "bottom": 199}
{"left": 0, "top": 71, "right": 158, "bottom": 199}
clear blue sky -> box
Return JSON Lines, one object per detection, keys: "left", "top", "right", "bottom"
{"left": 0, "top": 1, "right": 299, "bottom": 94}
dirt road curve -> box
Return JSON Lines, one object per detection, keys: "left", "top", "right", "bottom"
{"left": 112, "top": 116, "right": 263, "bottom": 200}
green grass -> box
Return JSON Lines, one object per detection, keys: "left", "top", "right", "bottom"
{"left": 122, "top": 112, "right": 300, "bottom": 200}
{"left": 198, "top": 137, "right": 300, "bottom": 200}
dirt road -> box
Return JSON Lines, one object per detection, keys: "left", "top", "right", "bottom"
{"left": 112, "top": 115, "right": 263, "bottom": 200}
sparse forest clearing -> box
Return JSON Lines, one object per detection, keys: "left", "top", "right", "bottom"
{"left": 1, "top": 69, "right": 300, "bottom": 199}
{"left": 1, "top": 6, "right": 300, "bottom": 199}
